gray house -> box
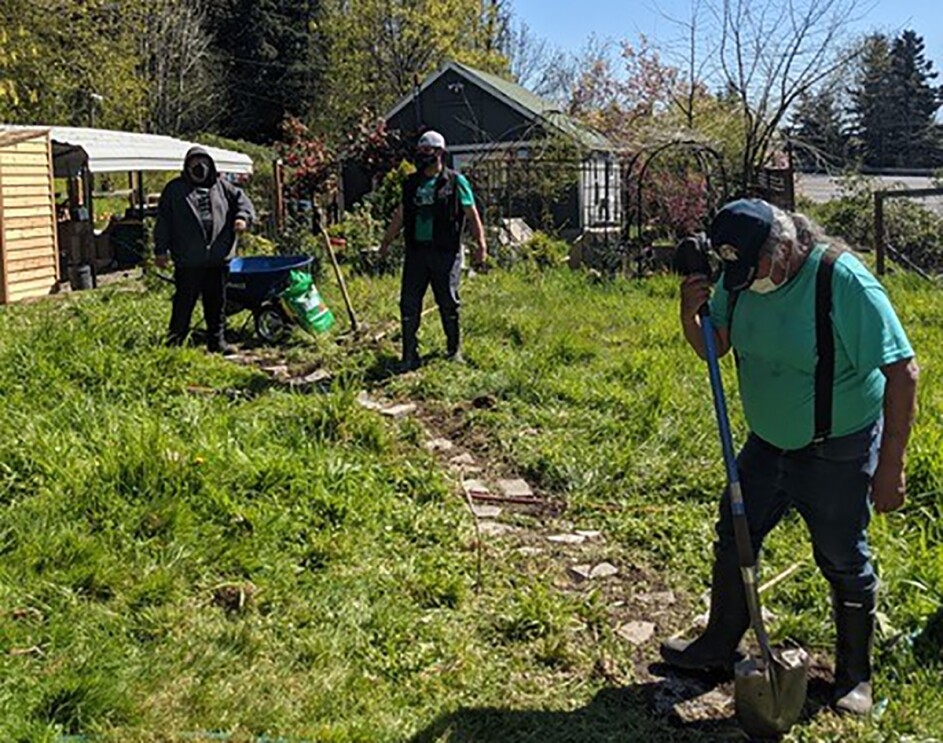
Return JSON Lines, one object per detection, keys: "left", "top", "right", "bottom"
{"left": 344, "top": 61, "right": 622, "bottom": 236}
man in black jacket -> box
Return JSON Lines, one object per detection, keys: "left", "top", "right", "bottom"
{"left": 379, "top": 131, "right": 487, "bottom": 370}
{"left": 155, "top": 147, "right": 256, "bottom": 352}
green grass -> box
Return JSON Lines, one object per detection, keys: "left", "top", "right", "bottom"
{"left": 0, "top": 266, "right": 940, "bottom": 741}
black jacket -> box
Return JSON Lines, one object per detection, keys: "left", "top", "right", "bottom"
{"left": 154, "top": 147, "right": 256, "bottom": 268}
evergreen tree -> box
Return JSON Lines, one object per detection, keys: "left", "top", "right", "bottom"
{"left": 790, "top": 87, "right": 848, "bottom": 171}
{"left": 205, "top": 0, "right": 328, "bottom": 143}
{"left": 851, "top": 30, "right": 941, "bottom": 168}
{"left": 885, "top": 30, "right": 941, "bottom": 167}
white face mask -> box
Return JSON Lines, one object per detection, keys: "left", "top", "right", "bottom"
{"left": 748, "top": 245, "right": 791, "bottom": 293}
{"left": 748, "top": 273, "right": 783, "bottom": 294}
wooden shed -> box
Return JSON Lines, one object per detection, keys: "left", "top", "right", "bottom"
{"left": 0, "top": 129, "right": 59, "bottom": 304}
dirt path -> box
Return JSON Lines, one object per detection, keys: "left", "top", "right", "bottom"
{"left": 222, "top": 347, "right": 836, "bottom": 733}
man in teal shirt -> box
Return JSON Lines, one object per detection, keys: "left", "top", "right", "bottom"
{"left": 662, "top": 199, "right": 918, "bottom": 717}
{"left": 380, "top": 131, "right": 488, "bottom": 370}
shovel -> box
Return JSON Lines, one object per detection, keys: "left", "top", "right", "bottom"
{"left": 698, "top": 305, "right": 810, "bottom": 737}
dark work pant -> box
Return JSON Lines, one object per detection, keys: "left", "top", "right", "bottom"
{"left": 168, "top": 265, "right": 227, "bottom": 349}
{"left": 399, "top": 245, "right": 462, "bottom": 358}
{"left": 715, "top": 421, "right": 882, "bottom": 602}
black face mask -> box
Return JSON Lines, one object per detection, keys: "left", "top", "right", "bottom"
{"left": 187, "top": 159, "right": 212, "bottom": 185}
{"left": 415, "top": 152, "right": 439, "bottom": 170}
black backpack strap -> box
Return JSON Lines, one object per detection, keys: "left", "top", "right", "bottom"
{"left": 813, "top": 247, "right": 839, "bottom": 442}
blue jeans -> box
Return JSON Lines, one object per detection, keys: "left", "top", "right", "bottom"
{"left": 716, "top": 420, "right": 882, "bottom": 600}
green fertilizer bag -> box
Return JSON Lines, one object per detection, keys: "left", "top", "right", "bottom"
{"left": 280, "top": 269, "right": 335, "bottom": 333}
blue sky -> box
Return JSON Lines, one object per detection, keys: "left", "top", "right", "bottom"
{"left": 512, "top": 0, "right": 942, "bottom": 71}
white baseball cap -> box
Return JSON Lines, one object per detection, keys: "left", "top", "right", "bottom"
{"left": 417, "top": 130, "right": 446, "bottom": 150}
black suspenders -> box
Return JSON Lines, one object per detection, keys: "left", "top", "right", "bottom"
{"left": 727, "top": 246, "right": 840, "bottom": 444}
{"left": 813, "top": 248, "right": 839, "bottom": 442}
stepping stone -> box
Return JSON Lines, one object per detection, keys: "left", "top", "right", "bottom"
{"left": 462, "top": 479, "right": 490, "bottom": 495}
{"left": 590, "top": 562, "right": 619, "bottom": 579}
{"left": 289, "top": 369, "right": 332, "bottom": 388}
{"left": 471, "top": 504, "right": 502, "bottom": 519}
{"left": 478, "top": 521, "right": 516, "bottom": 537}
{"left": 356, "top": 391, "right": 384, "bottom": 411}
{"left": 568, "top": 564, "right": 593, "bottom": 582}
{"left": 547, "top": 533, "right": 586, "bottom": 545}
{"left": 617, "top": 620, "right": 656, "bottom": 646}
{"left": 261, "top": 364, "right": 289, "bottom": 377}
{"left": 424, "top": 438, "right": 454, "bottom": 452}
{"left": 498, "top": 478, "right": 533, "bottom": 497}
{"left": 636, "top": 590, "right": 676, "bottom": 606}
{"left": 575, "top": 529, "right": 602, "bottom": 539}
{"left": 449, "top": 452, "right": 477, "bottom": 466}
{"left": 381, "top": 403, "right": 417, "bottom": 418}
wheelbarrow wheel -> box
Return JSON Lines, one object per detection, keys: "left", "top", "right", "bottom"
{"left": 255, "top": 303, "right": 289, "bottom": 343}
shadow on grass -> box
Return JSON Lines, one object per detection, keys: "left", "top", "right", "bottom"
{"left": 408, "top": 664, "right": 839, "bottom": 743}
{"left": 408, "top": 680, "right": 735, "bottom": 743}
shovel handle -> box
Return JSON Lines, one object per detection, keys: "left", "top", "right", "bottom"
{"left": 320, "top": 229, "right": 359, "bottom": 333}
{"left": 700, "top": 309, "right": 775, "bottom": 663}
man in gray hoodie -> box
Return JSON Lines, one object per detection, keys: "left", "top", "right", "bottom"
{"left": 155, "top": 147, "right": 256, "bottom": 352}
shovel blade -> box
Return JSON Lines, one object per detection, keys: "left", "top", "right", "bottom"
{"left": 734, "top": 648, "right": 810, "bottom": 737}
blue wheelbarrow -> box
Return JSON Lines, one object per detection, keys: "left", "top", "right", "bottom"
{"left": 225, "top": 255, "right": 313, "bottom": 342}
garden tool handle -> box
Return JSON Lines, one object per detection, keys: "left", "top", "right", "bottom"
{"left": 699, "top": 311, "right": 776, "bottom": 665}
{"left": 320, "top": 228, "right": 359, "bottom": 333}
{"left": 699, "top": 312, "right": 757, "bottom": 566}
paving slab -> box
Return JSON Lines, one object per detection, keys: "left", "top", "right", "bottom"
{"left": 424, "top": 438, "right": 454, "bottom": 452}
{"left": 547, "top": 533, "right": 586, "bottom": 545}
{"left": 617, "top": 620, "right": 656, "bottom": 646}
{"left": 636, "top": 590, "right": 676, "bottom": 606}
{"left": 355, "top": 391, "right": 384, "bottom": 411}
{"left": 471, "top": 504, "right": 502, "bottom": 519}
{"left": 498, "top": 478, "right": 533, "bottom": 497}
{"left": 381, "top": 403, "right": 418, "bottom": 418}
{"left": 289, "top": 369, "right": 332, "bottom": 388}
{"left": 590, "top": 562, "right": 619, "bottom": 579}
{"left": 462, "top": 479, "right": 491, "bottom": 496}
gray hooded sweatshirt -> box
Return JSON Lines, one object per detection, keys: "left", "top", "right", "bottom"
{"left": 154, "top": 146, "right": 256, "bottom": 268}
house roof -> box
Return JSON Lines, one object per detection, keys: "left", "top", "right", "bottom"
{"left": 0, "top": 125, "right": 254, "bottom": 177}
{"left": 386, "top": 61, "right": 614, "bottom": 152}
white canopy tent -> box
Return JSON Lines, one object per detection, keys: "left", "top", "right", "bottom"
{"left": 0, "top": 125, "right": 253, "bottom": 176}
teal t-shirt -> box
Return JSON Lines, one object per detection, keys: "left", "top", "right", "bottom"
{"left": 709, "top": 246, "right": 914, "bottom": 450}
{"left": 414, "top": 172, "right": 475, "bottom": 242}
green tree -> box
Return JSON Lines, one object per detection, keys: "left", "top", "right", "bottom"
{"left": 317, "top": 0, "right": 509, "bottom": 138}
{"left": 886, "top": 30, "right": 941, "bottom": 166}
{"left": 204, "top": 0, "right": 328, "bottom": 143}
{"left": 790, "top": 86, "right": 848, "bottom": 171}
{"left": 849, "top": 34, "right": 893, "bottom": 167}
{"left": 0, "top": 0, "right": 145, "bottom": 128}
{"left": 851, "top": 30, "right": 941, "bottom": 168}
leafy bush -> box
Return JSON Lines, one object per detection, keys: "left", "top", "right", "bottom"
{"left": 237, "top": 232, "right": 277, "bottom": 257}
{"left": 807, "top": 173, "right": 943, "bottom": 274}
{"left": 520, "top": 231, "right": 570, "bottom": 269}
{"left": 370, "top": 159, "right": 415, "bottom": 224}
{"left": 273, "top": 215, "right": 324, "bottom": 278}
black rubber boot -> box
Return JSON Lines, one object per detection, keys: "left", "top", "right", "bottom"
{"left": 832, "top": 589, "right": 875, "bottom": 716}
{"left": 440, "top": 311, "right": 462, "bottom": 362}
{"left": 661, "top": 550, "right": 750, "bottom": 673}
{"left": 399, "top": 313, "right": 421, "bottom": 371}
